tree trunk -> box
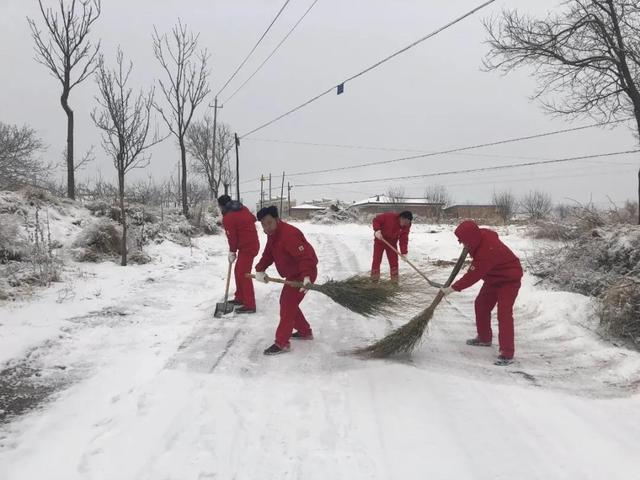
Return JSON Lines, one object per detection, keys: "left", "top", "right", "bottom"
{"left": 633, "top": 112, "right": 640, "bottom": 225}
{"left": 61, "top": 90, "right": 75, "bottom": 200}
{"left": 118, "top": 166, "right": 127, "bottom": 266}
{"left": 179, "top": 138, "right": 188, "bottom": 216}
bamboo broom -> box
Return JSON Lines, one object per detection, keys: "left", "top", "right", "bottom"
{"left": 246, "top": 273, "right": 406, "bottom": 317}
{"left": 354, "top": 247, "right": 469, "bottom": 358}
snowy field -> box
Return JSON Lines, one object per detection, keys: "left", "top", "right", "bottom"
{"left": 1, "top": 221, "right": 640, "bottom": 480}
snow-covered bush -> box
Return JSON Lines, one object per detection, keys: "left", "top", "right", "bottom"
{"left": 311, "top": 204, "right": 366, "bottom": 224}
{"left": 531, "top": 225, "right": 640, "bottom": 349}
{"left": 599, "top": 278, "right": 640, "bottom": 347}
{"left": 72, "top": 219, "right": 122, "bottom": 262}
{"left": 0, "top": 214, "right": 27, "bottom": 262}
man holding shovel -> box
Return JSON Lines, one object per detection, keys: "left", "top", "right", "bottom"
{"left": 371, "top": 211, "right": 413, "bottom": 282}
{"left": 440, "top": 220, "right": 523, "bottom": 366}
{"left": 218, "top": 195, "right": 260, "bottom": 314}
{"left": 253, "top": 206, "right": 318, "bottom": 355}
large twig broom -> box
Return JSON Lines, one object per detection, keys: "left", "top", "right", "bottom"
{"left": 354, "top": 248, "right": 469, "bottom": 358}
{"left": 246, "top": 273, "right": 406, "bottom": 317}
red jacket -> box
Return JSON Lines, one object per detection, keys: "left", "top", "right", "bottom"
{"left": 255, "top": 221, "right": 318, "bottom": 281}
{"left": 222, "top": 202, "right": 260, "bottom": 255}
{"left": 452, "top": 220, "right": 523, "bottom": 292}
{"left": 372, "top": 212, "right": 411, "bottom": 254}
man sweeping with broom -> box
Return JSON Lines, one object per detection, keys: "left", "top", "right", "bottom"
{"left": 440, "top": 220, "right": 523, "bottom": 366}
{"left": 218, "top": 195, "right": 260, "bottom": 314}
{"left": 253, "top": 206, "right": 318, "bottom": 355}
{"left": 371, "top": 211, "right": 413, "bottom": 282}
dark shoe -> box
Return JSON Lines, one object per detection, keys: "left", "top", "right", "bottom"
{"left": 466, "top": 337, "right": 492, "bottom": 347}
{"left": 494, "top": 355, "right": 514, "bottom": 366}
{"left": 235, "top": 306, "right": 256, "bottom": 314}
{"left": 263, "top": 344, "right": 291, "bottom": 355}
{"left": 228, "top": 299, "right": 243, "bottom": 306}
{"left": 291, "top": 331, "right": 313, "bottom": 340}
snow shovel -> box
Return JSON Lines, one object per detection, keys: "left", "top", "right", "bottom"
{"left": 377, "top": 237, "right": 443, "bottom": 288}
{"left": 214, "top": 260, "right": 235, "bottom": 318}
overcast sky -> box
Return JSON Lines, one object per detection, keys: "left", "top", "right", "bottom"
{"left": 1, "top": 0, "right": 638, "bottom": 209}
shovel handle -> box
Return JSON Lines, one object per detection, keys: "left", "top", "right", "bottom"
{"left": 222, "top": 259, "right": 234, "bottom": 307}
{"left": 245, "top": 273, "right": 305, "bottom": 289}
{"left": 377, "top": 236, "right": 442, "bottom": 288}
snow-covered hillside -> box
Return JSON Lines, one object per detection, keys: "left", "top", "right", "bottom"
{"left": 1, "top": 218, "right": 640, "bottom": 480}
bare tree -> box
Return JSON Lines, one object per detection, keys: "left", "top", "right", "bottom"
{"left": 424, "top": 184, "right": 452, "bottom": 205}
{"left": 386, "top": 186, "right": 406, "bottom": 203}
{"left": 152, "top": 20, "right": 211, "bottom": 217}
{"left": 28, "top": 0, "right": 102, "bottom": 200}
{"left": 492, "top": 190, "right": 518, "bottom": 223}
{"left": 185, "top": 118, "right": 234, "bottom": 199}
{"left": 91, "top": 49, "right": 163, "bottom": 266}
{"left": 0, "top": 122, "right": 48, "bottom": 190}
{"left": 484, "top": 0, "right": 640, "bottom": 224}
{"left": 521, "top": 190, "right": 553, "bottom": 221}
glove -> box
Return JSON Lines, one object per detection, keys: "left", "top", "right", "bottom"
{"left": 440, "top": 286, "right": 455, "bottom": 297}
{"left": 300, "top": 276, "right": 312, "bottom": 293}
{"left": 255, "top": 271, "right": 268, "bottom": 283}
{"left": 228, "top": 251, "right": 237, "bottom": 263}
{"left": 374, "top": 230, "right": 383, "bottom": 241}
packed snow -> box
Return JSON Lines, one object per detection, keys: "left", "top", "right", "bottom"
{"left": 1, "top": 219, "right": 640, "bottom": 480}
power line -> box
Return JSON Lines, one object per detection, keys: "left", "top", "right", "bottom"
{"left": 239, "top": 0, "right": 497, "bottom": 138}
{"left": 225, "top": 0, "right": 320, "bottom": 104}
{"left": 239, "top": 118, "right": 629, "bottom": 184}
{"left": 295, "top": 149, "right": 640, "bottom": 187}
{"left": 216, "top": 0, "right": 293, "bottom": 98}
{"left": 239, "top": 148, "right": 639, "bottom": 193}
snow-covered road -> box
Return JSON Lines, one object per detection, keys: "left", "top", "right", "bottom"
{"left": 1, "top": 223, "right": 639, "bottom": 479}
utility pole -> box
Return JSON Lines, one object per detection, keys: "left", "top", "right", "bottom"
{"left": 209, "top": 97, "right": 223, "bottom": 199}
{"left": 234, "top": 133, "right": 240, "bottom": 201}
{"left": 287, "top": 182, "right": 292, "bottom": 217}
{"left": 269, "top": 173, "right": 272, "bottom": 204}
{"left": 260, "top": 175, "right": 265, "bottom": 209}
{"left": 280, "top": 171, "right": 285, "bottom": 215}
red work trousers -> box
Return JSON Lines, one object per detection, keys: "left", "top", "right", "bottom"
{"left": 371, "top": 239, "right": 399, "bottom": 280}
{"left": 233, "top": 250, "right": 257, "bottom": 310}
{"left": 474, "top": 281, "right": 521, "bottom": 359}
{"left": 275, "top": 273, "right": 317, "bottom": 348}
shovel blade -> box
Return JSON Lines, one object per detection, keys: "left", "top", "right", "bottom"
{"left": 214, "top": 302, "right": 235, "bottom": 318}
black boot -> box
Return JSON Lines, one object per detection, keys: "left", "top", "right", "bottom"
{"left": 466, "top": 337, "right": 492, "bottom": 347}
{"left": 263, "top": 344, "right": 291, "bottom": 355}
{"left": 235, "top": 306, "right": 256, "bottom": 314}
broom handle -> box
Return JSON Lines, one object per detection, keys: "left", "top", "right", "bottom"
{"left": 245, "top": 273, "right": 305, "bottom": 289}
{"left": 378, "top": 237, "right": 443, "bottom": 288}
{"left": 430, "top": 247, "right": 469, "bottom": 307}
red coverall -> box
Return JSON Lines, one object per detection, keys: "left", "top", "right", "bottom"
{"left": 222, "top": 203, "right": 260, "bottom": 310}
{"left": 371, "top": 212, "right": 411, "bottom": 280}
{"left": 451, "top": 220, "right": 523, "bottom": 359}
{"left": 255, "top": 221, "right": 318, "bottom": 348}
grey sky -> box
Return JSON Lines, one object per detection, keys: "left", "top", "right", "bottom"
{"left": 1, "top": 0, "right": 638, "bottom": 209}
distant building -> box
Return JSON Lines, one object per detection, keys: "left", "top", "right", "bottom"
{"left": 350, "top": 195, "right": 444, "bottom": 220}
{"left": 288, "top": 203, "right": 326, "bottom": 221}
{"left": 443, "top": 204, "right": 501, "bottom": 222}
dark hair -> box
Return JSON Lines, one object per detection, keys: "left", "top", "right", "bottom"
{"left": 217, "top": 194, "right": 232, "bottom": 207}
{"left": 257, "top": 205, "right": 279, "bottom": 221}
{"left": 399, "top": 211, "right": 413, "bottom": 221}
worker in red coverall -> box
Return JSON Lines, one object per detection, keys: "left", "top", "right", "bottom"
{"left": 371, "top": 211, "right": 413, "bottom": 281}
{"left": 254, "top": 206, "right": 319, "bottom": 355}
{"left": 440, "top": 220, "right": 523, "bottom": 366}
{"left": 218, "top": 195, "right": 260, "bottom": 314}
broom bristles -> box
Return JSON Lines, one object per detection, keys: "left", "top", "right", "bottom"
{"left": 353, "top": 306, "right": 435, "bottom": 358}
{"left": 310, "top": 275, "right": 405, "bottom": 317}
